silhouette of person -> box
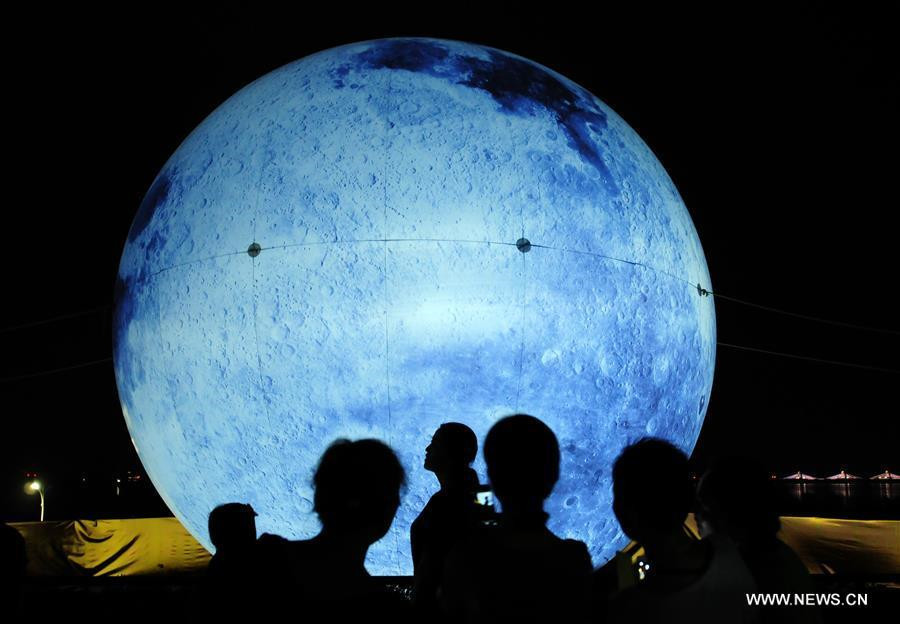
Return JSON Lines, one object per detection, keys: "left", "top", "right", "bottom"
{"left": 441, "top": 414, "right": 592, "bottom": 623}
{"left": 697, "top": 458, "right": 820, "bottom": 624}
{"left": 411, "top": 423, "right": 480, "bottom": 614}
{"left": 265, "top": 438, "right": 409, "bottom": 623}
{"left": 207, "top": 502, "right": 258, "bottom": 579}
{"left": 1, "top": 523, "right": 27, "bottom": 618}
{"left": 607, "top": 438, "right": 759, "bottom": 624}
{"left": 203, "top": 502, "right": 262, "bottom": 619}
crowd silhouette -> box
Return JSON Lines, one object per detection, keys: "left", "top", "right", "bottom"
{"left": 201, "top": 414, "right": 818, "bottom": 623}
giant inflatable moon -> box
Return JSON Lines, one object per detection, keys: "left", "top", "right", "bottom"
{"left": 114, "top": 38, "right": 715, "bottom": 573}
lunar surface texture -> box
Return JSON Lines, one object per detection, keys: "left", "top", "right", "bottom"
{"left": 114, "top": 38, "right": 716, "bottom": 573}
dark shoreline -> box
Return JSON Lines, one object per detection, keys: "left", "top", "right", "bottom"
{"left": 771, "top": 481, "right": 900, "bottom": 520}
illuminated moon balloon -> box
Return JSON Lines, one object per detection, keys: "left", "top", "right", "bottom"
{"left": 114, "top": 38, "right": 715, "bottom": 573}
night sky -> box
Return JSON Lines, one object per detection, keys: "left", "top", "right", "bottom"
{"left": 2, "top": 6, "right": 897, "bottom": 517}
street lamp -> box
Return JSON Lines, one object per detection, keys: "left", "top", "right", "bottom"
{"left": 27, "top": 480, "right": 44, "bottom": 521}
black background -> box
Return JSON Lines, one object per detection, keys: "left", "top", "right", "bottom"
{"left": 2, "top": 5, "right": 897, "bottom": 519}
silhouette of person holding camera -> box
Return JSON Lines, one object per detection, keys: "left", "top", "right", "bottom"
{"left": 441, "top": 414, "right": 592, "bottom": 623}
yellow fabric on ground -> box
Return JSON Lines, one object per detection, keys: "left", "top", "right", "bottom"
{"left": 10, "top": 518, "right": 210, "bottom": 576}
{"left": 9, "top": 516, "right": 899, "bottom": 576}
{"left": 778, "top": 516, "right": 900, "bottom": 575}
{"left": 687, "top": 514, "right": 899, "bottom": 574}
{"left": 621, "top": 514, "right": 898, "bottom": 578}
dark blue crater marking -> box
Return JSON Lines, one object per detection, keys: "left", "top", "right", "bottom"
{"left": 342, "top": 40, "right": 615, "bottom": 190}
{"left": 356, "top": 39, "right": 452, "bottom": 75}
{"left": 145, "top": 229, "right": 168, "bottom": 258}
{"left": 128, "top": 168, "right": 174, "bottom": 243}
{"left": 459, "top": 50, "right": 613, "bottom": 189}
{"left": 331, "top": 64, "right": 350, "bottom": 88}
{"left": 112, "top": 270, "right": 152, "bottom": 407}
{"left": 112, "top": 274, "right": 133, "bottom": 354}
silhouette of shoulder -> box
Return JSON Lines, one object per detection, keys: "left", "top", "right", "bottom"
{"left": 609, "top": 534, "right": 758, "bottom": 624}
{"left": 744, "top": 538, "right": 813, "bottom": 593}
{"left": 277, "top": 539, "right": 370, "bottom": 593}
{"left": 742, "top": 538, "right": 820, "bottom": 624}
{"left": 413, "top": 487, "right": 478, "bottom": 533}
{"left": 443, "top": 524, "right": 592, "bottom": 622}
{"left": 252, "top": 532, "right": 291, "bottom": 576}
{"left": 257, "top": 538, "right": 407, "bottom": 623}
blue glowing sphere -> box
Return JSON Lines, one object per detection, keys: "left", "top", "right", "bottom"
{"left": 113, "top": 38, "right": 715, "bottom": 573}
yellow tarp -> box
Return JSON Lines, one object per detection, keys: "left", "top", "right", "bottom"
{"left": 777, "top": 516, "right": 900, "bottom": 575}
{"left": 10, "top": 518, "right": 210, "bottom": 576}
{"left": 9, "top": 516, "right": 899, "bottom": 577}
{"left": 678, "top": 515, "right": 898, "bottom": 576}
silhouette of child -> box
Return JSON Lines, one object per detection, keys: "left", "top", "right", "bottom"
{"left": 207, "top": 502, "right": 258, "bottom": 579}
{"left": 441, "top": 414, "right": 592, "bottom": 623}
{"left": 204, "top": 502, "right": 261, "bottom": 618}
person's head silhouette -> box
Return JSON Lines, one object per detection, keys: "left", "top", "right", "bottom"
{"left": 208, "top": 503, "right": 258, "bottom": 553}
{"left": 425, "top": 422, "right": 477, "bottom": 474}
{"left": 696, "top": 457, "right": 780, "bottom": 544}
{"left": 612, "top": 438, "right": 692, "bottom": 545}
{"left": 484, "top": 414, "right": 559, "bottom": 517}
{"left": 313, "top": 438, "right": 405, "bottom": 545}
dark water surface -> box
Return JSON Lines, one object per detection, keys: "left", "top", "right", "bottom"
{"left": 773, "top": 481, "right": 900, "bottom": 519}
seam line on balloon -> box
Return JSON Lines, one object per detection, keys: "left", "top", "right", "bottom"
{"left": 383, "top": 245, "right": 392, "bottom": 438}
{"left": 528, "top": 243, "right": 701, "bottom": 290}
{"left": 148, "top": 239, "right": 513, "bottom": 279}
{"left": 515, "top": 251, "right": 527, "bottom": 411}
{"left": 150, "top": 241, "right": 699, "bottom": 294}
{"left": 385, "top": 68, "right": 400, "bottom": 575}
{"left": 16, "top": 339, "right": 900, "bottom": 386}
{"left": 144, "top": 243, "right": 899, "bottom": 337}
{"left": 149, "top": 269, "right": 191, "bottom": 525}
{"left": 251, "top": 258, "right": 275, "bottom": 432}
{"left": 149, "top": 251, "right": 248, "bottom": 278}
{"left": 150, "top": 241, "right": 701, "bottom": 295}
{"left": 253, "top": 139, "right": 265, "bottom": 248}
{"left": 261, "top": 238, "right": 519, "bottom": 251}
